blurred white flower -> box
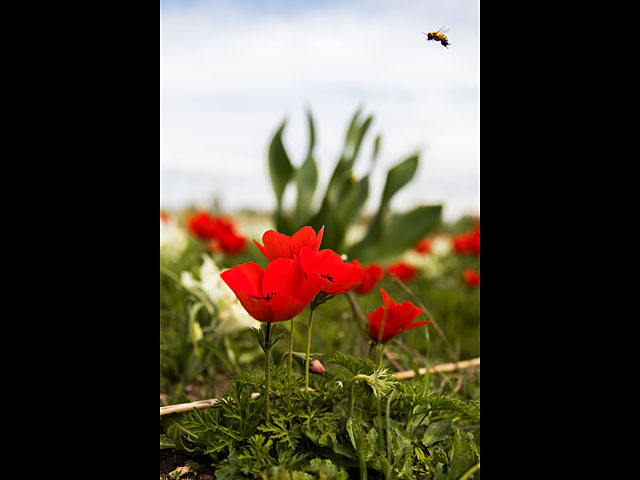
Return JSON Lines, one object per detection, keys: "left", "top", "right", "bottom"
{"left": 181, "top": 255, "right": 260, "bottom": 336}
{"left": 430, "top": 235, "right": 452, "bottom": 256}
{"left": 160, "top": 218, "right": 189, "bottom": 261}
{"left": 402, "top": 235, "right": 452, "bottom": 279}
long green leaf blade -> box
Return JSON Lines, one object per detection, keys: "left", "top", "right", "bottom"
{"left": 268, "top": 120, "right": 294, "bottom": 208}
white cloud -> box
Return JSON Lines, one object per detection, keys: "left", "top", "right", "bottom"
{"left": 160, "top": 0, "right": 479, "bottom": 221}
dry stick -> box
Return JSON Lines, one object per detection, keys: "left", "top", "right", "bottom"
{"left": 160, "top": 357, "right": 479, "bottom": 416}
{"left": 344, "top": 291, "right": 370, "bottom": 341}
{"left": 384, "top": 349, "right": 404, "bottom": 371}
{"left": 392, "top": 357, "right": 479, "bottom": 380}
{"left": 388, "top": 273, "right": 459, "bottom": 367}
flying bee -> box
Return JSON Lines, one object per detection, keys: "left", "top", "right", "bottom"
{"left": 423, "top": 27, "right": 451, "bottom": 48}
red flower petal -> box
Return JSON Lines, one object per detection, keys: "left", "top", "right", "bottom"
{"left": 290, "top": 225, "right": 324, "bottom": 257}
{"left": 298, "top": 248, "right": 363, "bottom": 296}
{"left": 220, "top": 263, "right": 274, "bottom": 322}
{"left": 366, "top": 288, "right": 429, "bottom": 343}
{"left": 254, "top": 230, "right": 292, "bottom": 260}
{"left": 352, "top": 260, "right": 383, "bottom": 295}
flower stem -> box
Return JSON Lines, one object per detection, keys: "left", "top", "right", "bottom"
{"left": 375, "top": 307, "right": 388, "bottom": 457}
{"left": 304, "top": 306, "right": 316, "bottom": 394}
{"left": 288, "top": 317, "right": 294, "bottom": 375}
{"left": 377, "top": 303, "right": 389, "bottom": 367}
{"left": 378, "top": 343, "right": 386, "bottom": 369}
{"left": 347, "top": 374, "right": 368, "bottom": 420}
{"left": 264, "top": 322, "right": 272, "bottom": 423}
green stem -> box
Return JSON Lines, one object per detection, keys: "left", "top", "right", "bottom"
{"left": 347, "top": 375, "right": 368, "bottom": 420}
{"left": 385, "top": 391, "right": 396, "bottom": 474}
{"left": 459, "top": 462, "right": 480, "bottom": 480}
{"left": 378, "top": 343, "right": 386, "bottom": 368}
{"left": 375, "top": 306, "right": 388, "bottom": 456}
{"left": 304, "top": 306, "right": 316, "bottom": 394}
{"left": 264, "top": 322, "right": 272, "bottom": 423}
{"left": 377, "top": 302, "right": 389, "bottom": 367}
{"left": 289, "top": 317, "right": 294, "bottom": 376}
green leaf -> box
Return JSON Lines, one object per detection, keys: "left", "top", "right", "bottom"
{"left": 421, "top": 419, "right": 452, "bottom": 447}
{"left": 160, "top": 434, "right": 175, "bottom": 449}
{"left": 447, "top": 431, "right": 476, "bottom": 480}
{"left": 371, "top": 134, "right": 381, "bottom": 165}
{"left": 348, "top": 205, "right": 442, "bottom": 263}
{"left": 346, "top": 154, "right": 421, "bottom": 258}
{"left": 268, "top": 120, "right": 295, "bottom": 209}
{"left": 346, "top": 418, "right": 368, "bottom": 479}
{"left": 337, "top": 175, "right": 369, "bottom": 248}
{"left": 188, "top": 302, "right": 205, "bottom": 357}
{"left": 470, "top": 428, "right": 480, "bottom": 459}
{"left": 307, "top": 458, "right": 349, "bottom": 480}
{"left": 294, "top": 111, "right": 318, "bottom": 225}
{"left": 428, "top": 394, "right": 480, "bottom": 423}
{"left": 380, "top": 154, "right": 419, "bottom": 206}
{"left": 310, "top": 109, "right": 373, "bottom": 251}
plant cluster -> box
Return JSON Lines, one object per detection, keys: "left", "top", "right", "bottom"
{"left": 161, "top": 352, "right": 479, "bottom": 480}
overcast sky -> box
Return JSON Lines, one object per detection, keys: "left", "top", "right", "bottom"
{"left": 160, "top": 0, "right": 479, "bottom": 221}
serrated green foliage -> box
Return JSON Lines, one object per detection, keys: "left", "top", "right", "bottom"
{"left": 421, "top": 419, "right": 453, "bottom": 447}
{"left": 447, "top": 431, "right": 476, "bottom": 480}
{"left": 258, "top": 413, "right": 302, "bottom": 450}
{"left": 327, "top": 352, "right": 376, "bottom": 376}
{"left": 161, "top": 352, "right": 479, "bottom": 479}
{"left": 470, "top": 428, "right": 480, "bottom": 459}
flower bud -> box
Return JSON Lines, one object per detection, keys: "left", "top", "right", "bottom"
{"left": 310, "top": 359, "right": 325, "bottom": 375}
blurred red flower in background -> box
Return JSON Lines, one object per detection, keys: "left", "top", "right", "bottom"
{"left": 414, "top": 238, "right": 431, "bottom": 254}
{"left": 220, "top": 258, "right": 325, "bottom": 322}
{"left": 451, "top": 229, "right": 480, "bottom": 256}
{"left": 254, "top": 226, "right": 324, "bottom": 261}
{"left": 386, "top": 261, "right": 418, "bottom": 283}
{"left": 367, "top": 288, "right": 430, "bottom": 343}
{"left": 187, "top": 211, "right": 247, "bottom": 255}
{"left": 351, "top": 259, "right": 384, "bottom": 295}
{"left": 188, "top": 211, "right": 220, "bottom": 239}
{"left": 462, "top": 268, "right": 480, "bottom": 287}
{"left": 298, "top": 247, "right": 363, "bottom": 296}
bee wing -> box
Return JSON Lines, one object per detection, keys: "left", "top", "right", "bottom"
{"left": 436, "top": 26, "right": 450, "bottom": 34}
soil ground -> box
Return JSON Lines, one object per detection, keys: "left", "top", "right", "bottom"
{"left": 160, "top": 449, "right": 217, "bottom": 480}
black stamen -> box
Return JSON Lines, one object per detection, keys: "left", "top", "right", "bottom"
{"left": 264, "top": 292, "right": 277, "bottom": 301}
{"left": 321, "top": 274, "right": 334, "bottom": 282}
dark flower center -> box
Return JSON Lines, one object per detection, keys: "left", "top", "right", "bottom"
{"left": 321, "top": 274, "right": 334, "bottom": 282}
{"left": 264, "top": 292, "right": 277, "bottom": 301}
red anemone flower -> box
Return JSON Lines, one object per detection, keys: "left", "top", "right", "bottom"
{"left": 298, "top": 247, "right": 363, "bottom": 296}
{"left": 188, "top": 211, "right": 246, "bottom": 254}
{"left": 462, "top": 268, "right": 480, "bottom": 287}
{"left": 386, "top": 261, "right": 418, "bottom": 283}
{"left": 414, "top": 238, "right": 431, "bottom": 254}
{"left": 451, "top": 229, "right": 480, "bottom": 256}
{"left": 367, "top": 289, "right": 430, "bottom": 344}
{"left": 207, "top": 219, "right": 247, "bottom": 255}
{"left": 254, "top": 226, "right": 324, "bottom": 261}
{"left": 188, "top": 211, "right": 219, "bottom": 240}
{"left": 220, "top": 258, "right": 325, "bottom": 323}
{"left": 351, "top": 259, "right": 384, "bottom": 295}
